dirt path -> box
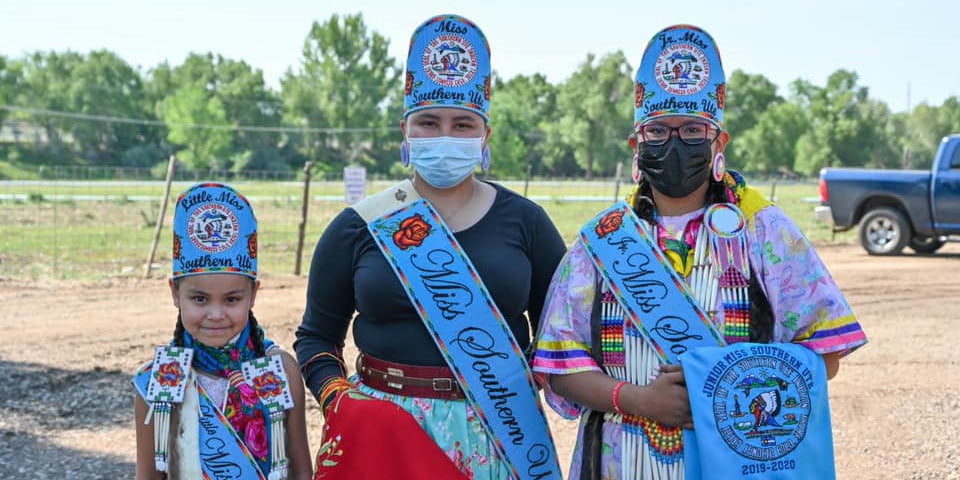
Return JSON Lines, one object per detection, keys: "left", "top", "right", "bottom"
{"left": 2, "top": 243, "right": 959, "bottom": 479}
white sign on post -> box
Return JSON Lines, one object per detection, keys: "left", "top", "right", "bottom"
{"left": 344, "top": 166, "right": 367, "bottom": 204}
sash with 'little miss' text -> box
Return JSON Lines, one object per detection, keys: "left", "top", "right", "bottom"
{"left": 134, "top": 365, "right": 267, "bottom": 480}
{"left": 367, "top": 198, "right": 561, "bottom": 480}
{"left": 580, "top": 201, "right": 725, "bottom": 364}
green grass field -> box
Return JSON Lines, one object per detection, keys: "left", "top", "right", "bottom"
{"left": 0, "top": 179, "right": 854, "bottom": 280}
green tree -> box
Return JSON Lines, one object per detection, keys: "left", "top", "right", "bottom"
{"left": 734, "top": 101, "right": 808, "bottom": 177}
{"left": 724, "top": 70, "right": 782, "bottom": 136}
{"left": 0, "top": 55, "right": 21, "bottom": 127}
{"left": 64, "top": 50, "right": 150, "bottom": 164}
{"left": 150, "top": 53, "right": 289, "bottom": 172}
{"left": 553, "top": 52, "right": 633, "bottom": 179}
{"left": 860, "top": 99, "right": 899, "bottom": 169}
{"left": 487, "top": 73, "right": 558, "bottom": 178}
{"left": 158, "top": 86, "right": 232, "bottom": 171}
{"left": 14, "top": 51, "right": 85, "bottom": 160}
{"left": 281, "top": 13, "right": 400, "bottom": 174}
{"left": 723, "top": 70, "right": 782, "bottom": 170}
{"left": 792, "top": 70, "right": 890, "bottom": 175}
{"left": 904, "top": 96, "right": 960, "bottom": 169}
{"left": 9, "top": 51, "right": 154, "bottom": 164}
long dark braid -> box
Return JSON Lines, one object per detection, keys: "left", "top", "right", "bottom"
{"left": 631, "top": 175, "right": 774, "bottom": 343}
{"left": 247, "top": 312, "right": 267, "bottom": 357}
{"left": 174, "top": 313, "right": 186, "bottom": 347}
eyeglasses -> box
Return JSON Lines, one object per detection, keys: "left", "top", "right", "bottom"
{"left": 637, "top": 122, "right": 716, "bottom": 146}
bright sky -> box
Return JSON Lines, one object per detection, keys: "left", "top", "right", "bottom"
{"left": 1, "top": 0, "right": 956, "bottom": 113}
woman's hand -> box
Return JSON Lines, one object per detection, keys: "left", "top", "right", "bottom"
{"left": 622, "top": 364, "right": 693, "bottom": 429}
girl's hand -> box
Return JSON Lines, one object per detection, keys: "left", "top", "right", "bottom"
{"left": 624, "top": 364, "right": 693, "bottom": 429}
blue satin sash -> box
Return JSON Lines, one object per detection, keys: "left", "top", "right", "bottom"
{"left": 367, "top": 198, "right": 561, "bottom": 480}
{"left": 134, "top": 365, "right": 267, "bottom": 480}
{"left": 579, "top": 201, "right": 725, "bottom": 364}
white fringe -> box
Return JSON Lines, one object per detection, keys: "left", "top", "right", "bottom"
{"left": 268, "top": 411, "right": 289, "bottom": 480}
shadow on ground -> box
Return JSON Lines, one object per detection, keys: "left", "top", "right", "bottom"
{"left": 0, "top": 429, "right": 134, "bottom": 479}
{"left": 0, "top": 359, "right": 136, "bottom": 478}
{"left": 0, "top": 359, "right": 131, "bottom": 429}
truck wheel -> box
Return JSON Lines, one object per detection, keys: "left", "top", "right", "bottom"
{"left": 908, "top": 235, "right": 945, "bottom": 254}
{"left": 859, "top": 207, "right": 909, "bottom": 255}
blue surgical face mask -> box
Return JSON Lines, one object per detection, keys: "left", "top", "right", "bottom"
{"left": 407, "top": 135, "right": 484, "bottom": 189}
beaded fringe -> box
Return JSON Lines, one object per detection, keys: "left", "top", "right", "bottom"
{"left": 268, "top": 411, "right": 289, "bottom": 480}
{"left": 151, "top": 401, "right": 172, "bottom": 472}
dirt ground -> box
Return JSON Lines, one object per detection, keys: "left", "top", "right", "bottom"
{"left": 2, "top": 242, "right": 959, "bottom": 479}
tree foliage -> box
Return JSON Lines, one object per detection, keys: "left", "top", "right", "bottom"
{"left": 281, "top": 13, "right": 400, "bottom": 174}
{"left": 487, "top": 73, "right": 558, "bottom": 177}
{"left": 157, "top": 85, "right": 232, "bottom": 171}
{"left": 3, "top": 14, "right": 960, "bottom": 179}
{"left": 552, "top": 52, "right": 633, "bottom": 179}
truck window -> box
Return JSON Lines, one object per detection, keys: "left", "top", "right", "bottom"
{"left": 953, "top": 145, "right": 960, "bottom": 169}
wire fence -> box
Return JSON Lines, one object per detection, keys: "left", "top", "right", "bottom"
{"left": 1, "top": 165, "right": 653, "bottom": 280}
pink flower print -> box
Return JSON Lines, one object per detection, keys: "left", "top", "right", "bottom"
{"left": 230, "top": 349, "right": 241, "bottom": 362}
{"left": 465, "top": 405, "right": 476, "bottom": 422}
{"left": 244, "top": 409, "right": 269, "bottom": 460}
{"left": 449, "top": 442, "right": 474, "bottom": 478}
{"left": 413, "top": 397, "right": 433, "bottom": 413}
{"left": 237, "top": 382, "right": 260, "bottom": 407}
{"left": 229, "top": 408, "right": 248, "bottom": 434}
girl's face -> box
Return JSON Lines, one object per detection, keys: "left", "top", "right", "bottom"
{"left": 170, "top": 274, "right": 258, "bottom": 348}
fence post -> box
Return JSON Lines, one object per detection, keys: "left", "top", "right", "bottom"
{"left": 613, "top": 161, "right": 623, "bottom": 202}
{"left": 523, "top": 163, "right": 532, "bottom": 198}
{"left": 294, "top": 161, "right": 315, "bottom": 276}
{"left": 144, "top": 155, "right": 177, "bottom": 278}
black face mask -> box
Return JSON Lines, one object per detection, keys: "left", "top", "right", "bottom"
{"left": 637, "top": 137, "right": 712, "bottom": 198}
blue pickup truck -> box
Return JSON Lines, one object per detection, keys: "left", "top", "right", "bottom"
{"left": 816, "top": 134, "right": 960, "bottom": 255}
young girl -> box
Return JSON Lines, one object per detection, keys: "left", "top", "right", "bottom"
{"left": 532, "top": 25, "right": 867, "bottom": 479}
{"left": 134, "top": 182, "right": 312, "bottom": 480}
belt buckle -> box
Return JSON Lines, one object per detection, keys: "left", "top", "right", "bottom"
{"left": 432, "top": 378, "right": 454, "bottom": 392}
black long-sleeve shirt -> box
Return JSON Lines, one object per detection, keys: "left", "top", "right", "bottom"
{"left": 294, "top": 182, "right": 567, "bottom": 401}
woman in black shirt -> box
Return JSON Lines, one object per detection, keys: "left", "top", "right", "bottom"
{"left": 295, "top": 13, "right": 566, "bottom": 479}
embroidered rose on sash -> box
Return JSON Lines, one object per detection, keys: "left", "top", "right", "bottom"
{"left": 595, "top": 210, "right": 625, "bottom": 238}
{"left": 484, "top": 75, "right": 491, "bottom": 100}
{"left": 716, "top": 83, "right": 726, "bottom": 109}
{"left": 405, "top": 72, "right": 414, "bottom": 95}
{"left": 247, "top": 232, "right": 257, "bottom": 259}
{"left": 393, "top": 213, "right": 431, "bottom": 249}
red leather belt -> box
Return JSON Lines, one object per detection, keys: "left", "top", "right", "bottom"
{"left": 357, "top": 352, "right": 465, "bottom": 401}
